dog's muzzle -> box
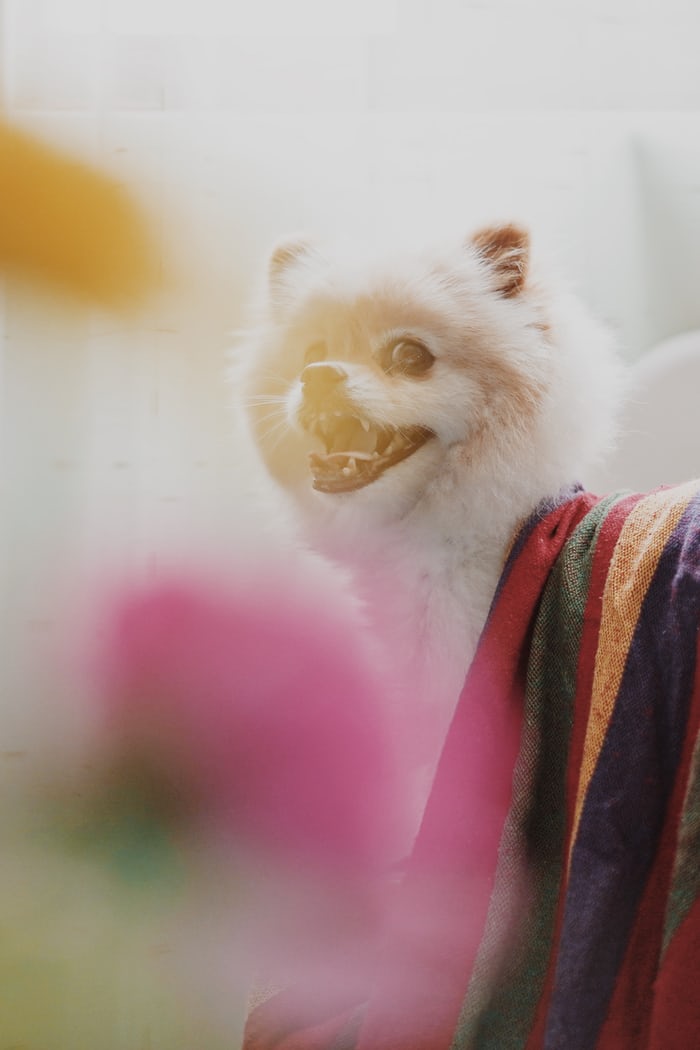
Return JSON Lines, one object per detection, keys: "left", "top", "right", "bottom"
{"left": 298, "top": 363, "right": 433, "bottom": 494}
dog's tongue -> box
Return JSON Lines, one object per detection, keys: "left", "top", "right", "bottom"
{"left": 308, "top": 426, "right": 432, "bottom": 494}
{"left": 308, "top": 449, "right": 378, "bottom": 494}
{"left": 309, "top": 450, "right": 366, "bottom": 477}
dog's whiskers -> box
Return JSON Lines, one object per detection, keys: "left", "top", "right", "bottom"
{"left": 264, "top": 419, "right": 296, "bottom": 456}
{"left": 243, "top": 394, "right": 288, "bottom": 408}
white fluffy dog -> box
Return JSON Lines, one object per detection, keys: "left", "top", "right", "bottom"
{"left": 241, "top": 225, "right": 621, "bottom": 815}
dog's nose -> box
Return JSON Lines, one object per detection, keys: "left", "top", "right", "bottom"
{"left": 300, "top": 362, "right": 347, "bottom": 405}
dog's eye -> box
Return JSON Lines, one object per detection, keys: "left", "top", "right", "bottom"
{"left": 304, "top": 341, "right": 327, "bottom": 367}
{"left": 382, "top": 339, "right": 434, "bottom": 377}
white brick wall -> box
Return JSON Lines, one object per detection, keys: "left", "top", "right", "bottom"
{"left": 4, "top": 0, "right": 700, "bottom": 343}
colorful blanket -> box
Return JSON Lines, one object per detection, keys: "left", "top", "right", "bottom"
{"left": 244, "top": 482, "right": 700, "bottom": 1050}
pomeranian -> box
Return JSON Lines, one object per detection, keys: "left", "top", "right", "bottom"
{"left": 240, "top": 224, "right": 621, "bottom": 818}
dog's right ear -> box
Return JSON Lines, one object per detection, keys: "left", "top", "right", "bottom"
{"left": 267, "top": 235, "right": 317, "bottom": 314}
{"left": 470, "top": 223, "right": 530, "bottom": 298}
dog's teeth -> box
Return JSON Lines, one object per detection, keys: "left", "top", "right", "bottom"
{"left": 348, "top": 457, "right": 356, "bottom": 471}
{"left": 342, "top": 465, "right": 352, "bottom": 476}
{"left": 360, "top": 417, "right": 370, "bottom": 433}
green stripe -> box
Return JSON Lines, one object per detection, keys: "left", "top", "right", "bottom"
{"left": 451, "top": 493, "right": 623, "bottom": 1050}
{"left": 662, "top": 731, "right": 700, "bottom": 954}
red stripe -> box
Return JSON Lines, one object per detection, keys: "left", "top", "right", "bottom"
{"left": 356, "top": 492, "right": 601, "bottom": 1050}
{"left": 646, "top": 898, "right": 700, "bottom": 1048}
{"left": 524, "top": 493, "right": 641, "bottom": 1050}
{"left": 596, "top": 632, "right": 700, "bottom": 1049}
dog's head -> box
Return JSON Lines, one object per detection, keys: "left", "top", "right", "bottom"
{"left": 242, "top": 225, "right": 618, "bottom": 528}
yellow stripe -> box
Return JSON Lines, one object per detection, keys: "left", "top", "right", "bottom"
{"left": 567, "top": 481, "right": 699, "bottom": 870}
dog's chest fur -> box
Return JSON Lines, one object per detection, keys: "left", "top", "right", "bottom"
{"left": 309, "top": 498, "right": 514, "bottom": 822}
{"left": 241, "top": 223, "right": 623, "bottom": 832}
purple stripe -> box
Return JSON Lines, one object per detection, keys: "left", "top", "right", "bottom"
{"left": 543, "top": 491, "right": 700, "bottom": 1050}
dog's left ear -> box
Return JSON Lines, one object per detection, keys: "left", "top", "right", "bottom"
{"left": 269, "top": 235, "right": 312, "bottom": 282}
{"left": 267, "top": 235, "right": 318, "bottom": 313}
{"left": 470, "top": 223, "right": 530, "bottom": 298}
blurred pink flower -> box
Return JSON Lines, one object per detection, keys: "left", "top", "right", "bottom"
{"left": 96, "top": 570, "right": 398, "bottom": 878}
{"left": 81, "top": 565, "right": 523, "bottom": 1041}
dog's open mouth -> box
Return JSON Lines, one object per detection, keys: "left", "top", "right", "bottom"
{"left": 306, "top": 412, "right": 433, "bottom": 494}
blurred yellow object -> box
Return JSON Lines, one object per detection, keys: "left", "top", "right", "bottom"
{"left": 0, "top": 119, "right": 160, "bottom": 308}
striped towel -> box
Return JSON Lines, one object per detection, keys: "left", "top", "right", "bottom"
{"left": 244, "top": 482, "right": 700, "bottom": 1050}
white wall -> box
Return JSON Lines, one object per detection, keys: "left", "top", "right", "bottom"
{"left": 5, "top": 0, "right": 700, "bottom": 350}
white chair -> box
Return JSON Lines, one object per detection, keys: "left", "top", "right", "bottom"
{"left": 588, "top": 330, "right": 700, "bottom": 494}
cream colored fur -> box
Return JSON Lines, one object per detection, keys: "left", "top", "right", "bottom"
{"left": 239, "top": 226, "right": 621, "bottom": 826}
